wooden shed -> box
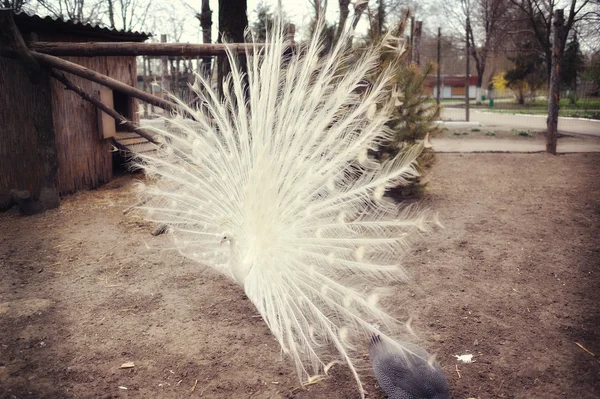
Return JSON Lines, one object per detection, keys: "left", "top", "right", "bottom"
{"left": 0, "top": 12, "right": 150, "bottom": 210}
{"left": 424, "top": 75, "right": 479, "bottom": 99}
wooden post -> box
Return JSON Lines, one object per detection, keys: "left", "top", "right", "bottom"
{"left": 187, "top": 58, "right": 193, "bottom": 85}
{"left": 0, "top": 11, "right": 60, "bottom": 212}
{"left": 170, "top": 59, "right": 177, "bottom": 95}
{"left": 197, "top": 0, "right": 213, "bottom": 79}
{"left": 147, "top": 56, "right": 155, "bottom": 113}
{"left": 160, "top": 34, "right": 170, "bottom": 96}
{"left": 465, "top": 17, "right": 470, "bottom": 122}
{"left": 547, "top": 9, "right": 564, "bottom": 155}
{"left": 142, "top": 56, "right": 149, "bottom": 117}
{"left": 408, "top": 16, "right": 415, "bottom": 64}
{"left": 413, "top": 21, "right": 422, "bottom": 66}
{"left": 437, "top": 27, "right": 441, "bottom": 105}
{"left": 286, "top": 23, "right": 296, "bottom": 44}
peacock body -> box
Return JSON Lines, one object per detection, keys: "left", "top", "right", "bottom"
{"left": 369, "top": 335, "right": 450, "bottom": 399}
{"left": 133, "top": 18, "right": 440, "bottom": 397}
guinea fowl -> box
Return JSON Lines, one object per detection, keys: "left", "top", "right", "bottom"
{"left": 369, "top": 335, "right": 450, "bottom": 399}
{"left": 132, "top": 15, "right": 440, "bottom": 398}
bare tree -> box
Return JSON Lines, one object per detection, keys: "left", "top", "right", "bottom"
{"left": 196, "top": 0, "right": 212, "bottom": 78}
{"left": 309, "top": 0, "right": 328, "bottom": 23}
{"left": 104, "top": 0, "right": 152, "bottom": 30}
{"left": 365, "top": 0, "right": 387, "bottom": 41}
{"left": 307, "top": 0, "right": 328, "bottom": 38}
{"left": 2, "top": 0, "right": 29, "bottom": 10}
{"left": 335, "top": 0, "right": 351, "bottom": 41}
{"left": 34, "top": 0, "right": 104, "bottom": 23}
{"left": 439, "top": 0, "right": 510, "bottom": 100}
{"left": 509, "top": 0, "right": 595, "bottom": 82}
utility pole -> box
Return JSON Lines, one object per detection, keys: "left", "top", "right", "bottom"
{"left": 465, "top": 17, "right": 470, "bottom": 122}
{"left": 437, "top": 27, "right": 441, "bottom": 106}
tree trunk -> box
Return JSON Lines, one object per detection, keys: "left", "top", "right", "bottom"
{"left": 197, "top": 0, "right": 213, "bottom": 79}
{"left": 217, "top": 0, "right": 248, "bottom": 97}
{"left": 518, "top": 89, "right": 525, "bottom": 105}
{"left": 546, "top": 9, "right": 564, "bottom": 155}
{"left": 335, "top": 0, "right": 351, "bottom": 43}
{"left": 376, "top": 0, "right": 385, "bottom": 38}
{"left": 351, "top": 1, "right": 367, "bottom": 32}
{"left": 412, "top": 21, "right": 422, "bottom": 66}
{"left": 107, "top": 0, "right": 116, "bottom": 28}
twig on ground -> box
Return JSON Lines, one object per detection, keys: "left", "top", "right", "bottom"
{"left": 495, "top": 379, "right": 504, "bottom": 397}
{"left": 455, "top": 364, "right": 461, "bottom": 378}
{"left": 575, "top": 342, "right": 596, "bottom": 357}
{"left": 191, "top": 379, "right": 199, "bottom": 393}
{"left": 290, "top": 376, "right": 327, "bottom": 393}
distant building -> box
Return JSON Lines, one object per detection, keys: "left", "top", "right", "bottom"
{"left": 424, "top": 75, "right": 478, "bottom": 99}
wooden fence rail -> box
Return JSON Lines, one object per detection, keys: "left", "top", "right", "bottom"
{"left": 29, "top": 42, "right": 264, "bottom": 57}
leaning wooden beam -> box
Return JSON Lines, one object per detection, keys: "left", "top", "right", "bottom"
{"left": 29, "top": 41, "right": 262, "bottom": 57}
{"left": 2, "top": 46, "right": 182, "bottom": 113}
{"left": 0, "top": 11, "right": 42, "bottom": 83}
{"left": 49, "top": 70, "right": 160, "bottom": 145}
{"left": 31, "top": 51, "right": 180, "bottom": 112}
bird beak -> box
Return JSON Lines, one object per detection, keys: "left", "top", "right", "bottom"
{"left": 219, "top": 239, "right": 224, "bottom": 246}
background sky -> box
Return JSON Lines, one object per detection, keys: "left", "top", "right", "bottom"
{"left": 177, "top": 0, "right": 367, "bottom": 42}
{"left": 175, "top": 0, "right": 439, "bottom": 43}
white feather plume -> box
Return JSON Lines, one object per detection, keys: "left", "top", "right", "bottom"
{"left": 133, "top": 19, "right": 437, "bottom": 397}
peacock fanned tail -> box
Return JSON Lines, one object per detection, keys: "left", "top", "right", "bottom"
{"left": 133, "top": 18, "right": 438, "bottom": 397}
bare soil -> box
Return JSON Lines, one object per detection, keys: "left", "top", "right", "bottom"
{"left": 1, "top": 153, "right": 599, "bottom": 399}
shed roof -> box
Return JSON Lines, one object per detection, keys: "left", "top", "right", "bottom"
{"left": 13, "top": 11, "right": 150, "bottom": 42}
{"left": 425, "top": 75, "right": 479, "bottom": 87}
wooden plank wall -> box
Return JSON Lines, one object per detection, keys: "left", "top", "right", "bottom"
{"left": 48, "top": 55, "right": 137, "bottom": 195}
{"left": 1, "top": 26, "right": 141, "bottom": 209}
{"left": 0, "top": 57, "right": 46, "bottom": 209}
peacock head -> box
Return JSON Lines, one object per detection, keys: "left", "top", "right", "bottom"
{"left": 219, "top": 232, "right": 233, "bottom": 246}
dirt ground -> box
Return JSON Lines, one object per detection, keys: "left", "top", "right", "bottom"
{"left": 1, "top": 152, "right": 599, "bottom": 399}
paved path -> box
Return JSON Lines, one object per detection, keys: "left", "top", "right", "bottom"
{"left": 431, "top": 138, "right": 600, "bottom": 153}
{"left": 441, "top": 108, "right": 600, "bottom": 137}
{"left": 141, "top": 118, "right": 600, "bottom": 153}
